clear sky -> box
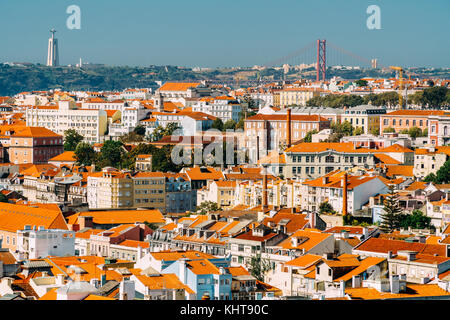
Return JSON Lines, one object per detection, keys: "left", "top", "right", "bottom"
{"left": 0, "top": 0, "right": 449, "bottom": 68}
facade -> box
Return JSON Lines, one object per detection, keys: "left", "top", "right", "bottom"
{"left": 0, "top": 126, "right": 63, "bottom": 164}
{"left": 342, "top": 105, "right": 386, "bottom": 135}
{"left": 131, "top": 172, "right": 166, "bottom": 212}
{"left": 161, "top": 258, "right": 233, "bottom": 300}
{"left": 16, "top": 226, "right": 75, "bottom": 260}
{"left": 300, "top": 171, "right": 389, "bottom": 215}
{"left": 197, "top": 180, "right": 236, "bottom": 209}
{"left": 413, "top": 146, "right": 450, "bottom": 179}
{"left": 165, "top": 173, "right": 196, "bottom": 213}
{"left": 244, "top": 114, "right": 331, "bottom": 159}
{"left": 26, "top": 101, "right": 108, "bottom": 143}
{"left": 0, "top": 202, "right": 68, "bottom": 252}
{"left": 278, "top": 88, "right": 325, "bottom": 107}
{"left": 428, "top": 113, "right": 450, "bottom": 146}
{"left": 281, "top": 142, "right": 376, "bottom": 179}
{"left": 87, "top": 170, "right": 133, "bottom": 209}
{"left": 380, "top": 110, "right": 444, "bottom": 134}
{"left": 192, "top": 97, "right": 242, "bottom": 123}
{"left": 135, "top": 154, "right": 152, "bottom": 172}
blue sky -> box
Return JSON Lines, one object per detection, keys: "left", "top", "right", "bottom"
{"left": 0, "top": 0, "right": 449, "bottom": 68}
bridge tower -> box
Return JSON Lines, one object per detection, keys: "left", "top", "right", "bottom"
{"left": 316, "top": 39, "right": 326, "bottom": 82}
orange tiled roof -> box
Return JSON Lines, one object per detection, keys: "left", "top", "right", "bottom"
{"left": 0, "top": 202, "right": 68, "bottom": 233}
{"left": 150, "top": 250, "right": 216, "bottom": 261}
{"left": 159, "top": 82, "right": 201, "bottom": 92}
{"left": 285, "top": 142, "right": 372, "bottom": 154}
{"left": 385, "top": 165, "right": 414, "bottom": 178}
{"left": 374, "top": 153, "right": 401, "bottom": 165}
{"left": 334, "top": 257, "right": 385, "bottom": 282}
{"left": 74, "top": 209, "right": 164, "bottom": 225}
{"left": 118, "top": 239, "right": 150, "bottom": 249}
{"left": 284, "top": 254, "right": 323, "bottom": 268}
{"left": 354, "top": 238, "right": 447, "bottom": 256}
{"left": 345, "top": 284, "right": 450, "bottom": 300}
{"left": 376, "top": 144, "right": 413, "bottom": 153}
{"left": 279, "top": 230, "right": 332, "bottom": 251}
{"left": 49, "top": 151, "right": 76, "bottom": 163}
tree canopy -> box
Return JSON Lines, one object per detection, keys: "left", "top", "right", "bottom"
{"left": 423, "top": 159, "right": 450, "bottom": 184}
{"left": 74, "top": 142, "right": 96, "bottom": 166}
{"left": 380, "top": 186, "right": 403, "bottom": 233}
{"left": 63, "top": 129, "right": 83, "bottom": 151}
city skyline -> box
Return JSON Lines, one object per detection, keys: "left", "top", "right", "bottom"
{"left": 0, "top": 0, "right": 449, "bottom": 68}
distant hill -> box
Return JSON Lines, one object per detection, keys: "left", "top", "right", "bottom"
{"left": 0, "top": 63, "right": 448, "bottom": 96}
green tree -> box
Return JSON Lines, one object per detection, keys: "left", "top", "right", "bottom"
{"left": 303, "top": 129, "right": 318, "bottom": 143}
{"left": 196, "top": 201, "right": 220, "bottom": 214}
{"left": 223, "top": 119, "right": 237, "bottom": 130}
{"left": 422, "top": 86, "right": 448, "bottom": 108}
{"left": 434, "top": 159, "right": 450, "bottom": 184}
{"left": 398, "top": 210, "right": 432, "bottom": 230}
{"left": 400, "top": 129, "right": 409, "bottom": 135}
{"left": 354, "top": 127, "right": 364, "bottom": 136}
{"left": 0, "top": 193, "right": 9, "bottom": 203}
{"left": 370, "top": 127, "right": 380, "bottom": 136}
{"left": 211, "top": 118, "right": 224, "bottom": 131}
{"left": 319, "top": 201, "right": 335, "bottom": 215}
{"left": 64, "top": 129, "right": 83, "bottom": 151}
{"left": 133, "top": 125, "right": 146, "bottom": 136}
{"left": 235, "top": 118, "right": 244, "bottom": 130}
{"left": 97, "top": 140, "right": 125, "bottom": 168}
{"left": 380, "top": 185, "right": 403, "bottom": 233}
{"left": 249, "top": 253, "right": 271, "bottom": 282}
{"left": 423, "top": 173, "right": 437, "bottom": 183}
{"left": 74, "top": 142, "right": 96, "bottom": 166}
{"left": 355, "top": 79, "right": 368, "bottom": 87}
{"left": 149, "top": 123, "right": 180, "bottom": 142}
{"left": 408, "top": 127, "right": 422, "bottom": 139}
{"left": 143, "top": 221, "right": 160, "bottom": 231}
{"left": 383, "top": 127, "right": 395, "bottom": 133}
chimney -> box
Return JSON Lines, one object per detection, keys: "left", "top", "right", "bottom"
{"left": 340, "top": 280, "right": 346, "bottom": 297}
{"left": 341, "top": 231, "right": 349, "bottom": 239}
{"left": 342, "top": 172, "right": 348, "bottom": 217}
{"left": 78, "top": 216, "right": 93, "bottom": 230}
{"left": 309, "top": 211, "right": 316, "bottom": 229}
{"left": 387, "top": 251, "right": 393, "bottom": 259}
{"left": 291, "top": 237, "right": 298, "bottom": 247}
{"left": 390, "top": 275, "right": 400, "bottom": 294}
{"left": 119, "top": 280, "right": 135, "bottom": 301}
{"left": 322, "top": 176, "right": 329, "bottom": 185}
{"left": 362, "top": 227, "right": 369, "bottom": 239}
{"left": 286, "top": 108, "right": 292, "bottom": 148}
{"left": 256, "top": 136, "right": 260, "bottom": 162}
{"left": 352, "top": 275, "right": 361, "bottom": 288}
{"left": 262, "top": 167, "right": 268, "bottom": 211}
{"left": 56, "top": 274, "right": 65, "bottom": 285}
{"left": 179, "top": 258, "right": 187, "bottom": 284}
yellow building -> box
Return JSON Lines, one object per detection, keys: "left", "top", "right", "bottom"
{"left": 279, "top": 88, "right": 324, "bottom": 107}
{"left": 131, "top": 172, "right": 166, "bottom": 212}
{"left": 342, "top": 105, "right": 386, "bottom": 135}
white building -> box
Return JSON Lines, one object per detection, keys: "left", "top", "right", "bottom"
{"left": 25, "top": 101, "right": 108, "bottom": 143}
{"left": 81, "top": 98, "right": 126, "bottom": 111}
{"left": 16, "top": 226, "right": 75, "bottom": 260}
{"left": 192, "top": 97, "right": 242, "bottom": 123}
{"left": 300, "top": 171, "right": 390, "bottom": 214}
